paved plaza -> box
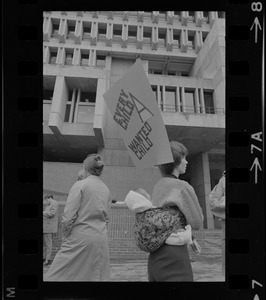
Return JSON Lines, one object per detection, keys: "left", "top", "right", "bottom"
{"left": 43, "top": 230, "right": 224, "bottom": 282}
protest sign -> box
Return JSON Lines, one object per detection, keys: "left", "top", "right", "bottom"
{"left": 103, "top": 59, "right": 173, "bottom": 168}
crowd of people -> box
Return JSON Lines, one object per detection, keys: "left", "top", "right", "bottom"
{"left": 43, "top": 141, "right": 225, "bottom": 282}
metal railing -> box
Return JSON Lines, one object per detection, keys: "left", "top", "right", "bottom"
{"left": 162, "top": 104, "right": 225, "bottom": 115}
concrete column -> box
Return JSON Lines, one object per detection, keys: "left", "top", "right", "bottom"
{"left": 200, "top": 88, "right": 205, "bottom": 113}
{"left": 166, "top": 28, "right": 173, "bottom": 51}
{"left": 137, "top": 11, "right": 144, "bottom": 22}
{"left": 73, "top": 48, "right": 81, "bottom": 66}
{"left": 92, "top": 11, "right": 99, "bottom": 18}
{"left": 74, "top": 88, "right": 81, "bottom": 123}
{"left": 180, "top": 30, "right": 188, "bottom": 53}
{"left": 190, "top": 152, "right": 214, "bottom": 229}
{"left": 137, "top": 25, "right": 143, "bottom": 49}
{"left": 161, "top": 85, "right": 166, "bottom": 111}
{"left": 90, "top": 22, "right": 98, "bottom": 45}
{"left": 69, "top": 88, "right": 76, "bottom": 123}
{"left": 180, "top": 86, "right": 185, "bottom": 112}
{"left": 121, "top": 23, "right": 128, "bottom": 48}
{"left": 166, "top": 11, "right": 174, "bottom": 24}
{"left": 107, "top": 11, "right": 114, "bottom": 19}
{"left": 123, "top": 11, "right": 129, "bottom": 21}
{"left": 152, "top": 11, "right": 159, "bottom": 23}
{"left": 195, "top": 11, "right": 203, "bottom": 27}
{"left": 89, "top": 49, "right": 96, "bottom": 67}
{"left": 48, "top": 76, "right": 69, "bottom": 134}
{"left": 195, "top": 31, "right": 202, "bottom": 54}
{"left": 59, "top": 19, "right": 67, "bottom": 43}
{"left": 43, "top": 17, "right": 52, "bottom": 41}
{"left": 176, "top": 86, "right": 181, "bottom": 112}
{"left": 157, "top": 85, "right": 161, "bottom": 109}
{"left": 209, "top": 11, "right": 218, "bottom": 27}
{"left": 74, "top": 19, "right": 82, "bottom": 44}
{"left": 56, "top": 47, "right": 65, "bottom": 65}
{"left": 106, "top": 23, "right": 113, "bottom": 46}
{"left": 195, "top": 88, "right": 200, "bottom": 113}
{"left": 181, "top": 11, "right": 188, "bottom": 26}
{"left": 151, "top": 27, "right": 158, "bottom": 50}
{"left": 43, "top": 46, "right": 49, "bottom": 64}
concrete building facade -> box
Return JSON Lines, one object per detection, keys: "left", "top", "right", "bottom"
{"left": 43, "top": 11, "right": 225, "bottom": 257}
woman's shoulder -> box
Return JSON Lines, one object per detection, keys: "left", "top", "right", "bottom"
{"left": 156, "top": 177, "right": 190, "bottom": 190}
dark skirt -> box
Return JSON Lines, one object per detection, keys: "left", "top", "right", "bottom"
{"left": 148, "top": 244, "right": 194, "bottom": 281}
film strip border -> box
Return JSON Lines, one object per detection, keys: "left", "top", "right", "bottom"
{"left": 3, "top": 1, "right": 264, "bottom": 300}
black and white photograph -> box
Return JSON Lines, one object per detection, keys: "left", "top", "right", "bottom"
{"left": 42, "top": 11, "right": 226, "bottom": 282}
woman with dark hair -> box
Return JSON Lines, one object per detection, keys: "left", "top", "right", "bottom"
{"left": 45, "top": 154, "right": 111, "bottom": 281}
{"left": 148, "top": 141, "right": 204, "bottom": 281}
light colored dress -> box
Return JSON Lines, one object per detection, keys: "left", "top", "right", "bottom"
{"left": 44, "top": 175, "right": 111, "bottom": 281}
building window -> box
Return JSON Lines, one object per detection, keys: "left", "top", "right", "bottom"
{"left": 98, "top": 23, "right": 107, "bottom": 39}
{"left": 188, "top": 32, "right": 195, "bottom": 49}
{"left": 174, "top": 11, "right": 181, "bottom": 18}
{"left": 65, "top": 49, "right": 74, "bottom": 65}
{"left": 167, "top": 71, "right": 176, "bottom": 76}
{"left": 96, "top": 54, "right": 106, "bottom": 68}
{"left": 165, "top": 87, "right": 176, "bottom": 112}
{"left": 184, "top": 89, "right": 196, "bottom": 113}
{"left": 143, "top": 26, "right": 152, "bottom": 44}
{"left": 173, "top": 29, "right": 180, "bottom": 47}
{"left": 67, "top": 20, "right": 76, "bottom": 38}
{"left": 49, "top": 48, "right": 57, "bottom": 64}
{"left": 153, "top": 70, "right": 163, "bottom": 75}
{"left": 113, "top": 24, "right": 122, "bottom": 42}
{"left": 83, "top": 21, "right": 91, "bottom": 40}
{"left": 81, "top": 50, "right": 89, "bottom": 66}
{"left": 128, "top": 25, "right": 137, "bottom": 41}
{"left": 204, "top": 91, "right": 215, "bottom": 114}
{"left": 51, "top": 19, "right": 60, "bottom": 37}
{"left": 158, "top": 28, "right": 166, "bottom": 46}
{"left": 218, "top": 11, "right": 225, "bottom": 18}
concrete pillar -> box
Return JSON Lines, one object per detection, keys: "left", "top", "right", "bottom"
{"left": 106, "top": 23, "right": 113, "bottom": 46}
{"left": 195, "top": 11, "right": 203, "bottom": 27}
{"left": 190, "top": 152, "right": 214, "bottom": 229}
{"left": 195, "top": 88, "right": 200, "bottom": 113}
{"left": 73, "top": 48, "right": 81, "bottom": 66}
{"left": 166, "top": 11, "right": 174, "bottom": 24}
{"left": 59, "top": 19, "right": 67, "bottom": 43}
{"left": 176, "top": 86, "right": 181, "bottom": 112}
{"left": 200, "top": 88, "right": 205, "bottom": 113}
{"left": 89, "top": 49, "right": 96, "bottom": 67}
{"left": 166, "top": 28, "right": 173, "bottom": 51}
{"left": 123, "top": 11, "right": 129, "bottom": 21}
{"left": 74, "top": 20, "right": 82, "bottom": 44}
{"left": 180, "top": 30, "right": 188, "bottom": 53}
{"left": 161, "top": 85, "right": 166, "bottom": 111}
{"left": 90, "top": 22, "right": 98, "bottom": 45}
{"left": 137, "top": 25, "right": 143, "bottom": 49}
{"left": 107, "top": 11, "right": 114, "bottom": 19}
{"left": 157, "top": 85, "right": 161, "bottom": 109}
{"left": 43, "top": 17, "right": 52, "bottom": 41}
{"left": 195, "top": 31, "right": 202, "bottom": 54}
{"left": 152, "top": 11, "right": 159, "bottom": 23}
{"left": 151, "top": 27, "right": 158, "bottom": 50}
{"left": 209, "top": 11, "right": 218, "bottom": 27}
{"left": 180, "top": 86, "right": 185, "bottom": 111}
{"left": 43, "top": 46, "right": 49, "bottom": 64}
{"left": 121, "top": 23, "right": 128, "bottom": 48}
{"left": 69, "top": 88, "right": 76, "bottom": 123}
{"left": 56, "top": 47, "right": 65, "bottom": 65}
{"left": 137, "top": 11, "right": 144, "bottom": 22}
{"left": 181, "top": 11, "right": 188, "bottom": 26}
{"left": 74, "top": 88, "right": 81, "bottom": 123}
{"left": 48, "top": 76, "right": 69, "bottom": 134}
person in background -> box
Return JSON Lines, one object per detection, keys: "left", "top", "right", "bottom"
{"left": 43, "top": 194, "right": 58, "bottom": 266}
{"left": 209, "top": 171, "right": 225, "bottom": 277}
{"left": 148, "top": 141, "right": 204, "bottom": 281}
{"left": 44, "top": 154, "right": 112, "bottom": 281}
